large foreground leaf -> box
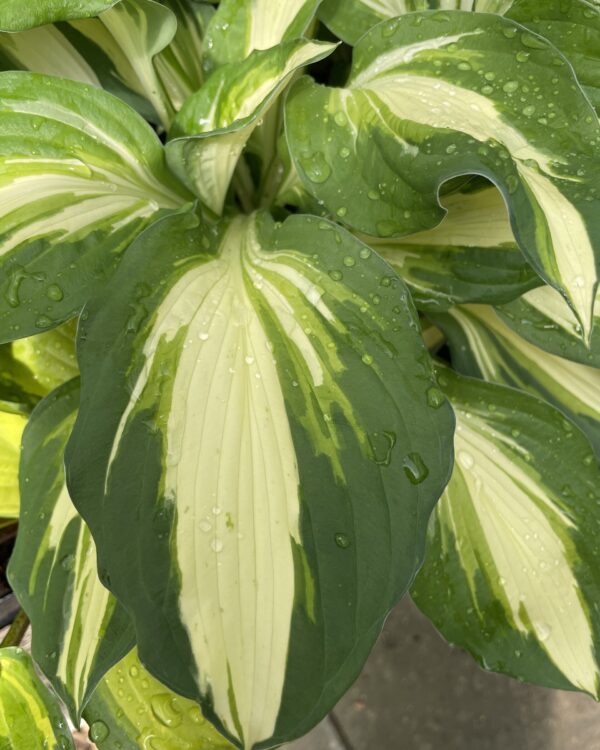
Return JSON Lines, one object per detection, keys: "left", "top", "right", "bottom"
{"left": 0, "top": 0, "right": 120, "bottom": 31}
{"left": 412, "top": 368, "right": 600, "bottom": 697}
{"left": 66, "top": 209, "right": 454, "bottom": 749}
{"left": 9, "top": 379, "right": 134, "bottom": 721}
{"left": 0, "top": 72, "right": 188, "bottom": 344}
{"left": 362, "top": 181, "right": 540, "bottom": 311}
{"left": 84, "top": 649, "right": 235, "bottom": 750}
{"left": 168, "top": 40, "right": 335, "bottom": 214}
{"left": 432, "top": 304, "right": 600, "bottom": 458}
{"left": 0, "top": 647, "right": 74, "bottom": 750}
{"left": 285, "top": 11, "right": 600, "bottom": 340}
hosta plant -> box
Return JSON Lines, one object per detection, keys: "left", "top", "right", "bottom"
{"left": 0, "top": 0, "right": 600, "bottom": 748}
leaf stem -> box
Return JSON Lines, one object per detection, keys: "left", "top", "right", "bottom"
{"left": 233, "top": 158, "right": 256, "bottom": 214}
{"left": 1, "top": 609, "right": 30, "bottom": 648}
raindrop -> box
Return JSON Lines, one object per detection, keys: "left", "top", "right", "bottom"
{"left": 300, "top": 152, "right": 331, "bottom": 184}
{"left": 60, "top": 554, "right": 75, "bottom": 571}
{"left": 46, "top": 284, "right": 64, "bottom": 301}
{"left": 534, "top": 622, "right": 551, "bottom": 642}
{"left": 426, "top": 387, "right": 445, "bottom": 409}
{"left": 150, "top": 694, "right": 183, "bottom": 729}
{"left": 211, "top": 537, "right": 223, "bottom": 553}
{"left": 403, "top": 452, "right": 429, "bottom": 484}
{"left": 458, "top": 451, "right": 474, "bottom": 469}
{"left": 89, "top": 721, "right": 110, "bottom": 743}
{"left": 334, "top": 533, "right": 351, "bottom": 549}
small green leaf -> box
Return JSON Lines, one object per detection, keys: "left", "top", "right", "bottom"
{"left": 412, "top": 367, "right": 600, "bottom": 698}
{"left": 361, "top": 180, "right": 540, "bottom": 311}
{"left": 84, "top": 649, "right": 235, "bottom": 750}
{"left": 0, "top": 71, "right": 189, "bottom": 344}
{"left": 8, "top": 379, "right": 135, "bottom": 721}
{"left": 168, "top": 39, "right": 336, "bottom": 214}
{"left": 66, "top": 208, "right": 453, "bottom": 749}
{"left": 0, "top": 647, "right": 74, "bottom": 750}
{"left": 285, "top": 10, "right": 600, "bottom": 340}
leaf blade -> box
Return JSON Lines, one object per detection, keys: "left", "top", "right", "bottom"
{"left": 8, "top": 379, "right": 135, "bottom": 720}
{"left": 412, "top": 367, "right": 600, "bottom": 697}
{"left": 66, "top": 209, "right": 454, "bottom": 749}
{"left": 285, "top": 10, "right": 600, "bottom": 339}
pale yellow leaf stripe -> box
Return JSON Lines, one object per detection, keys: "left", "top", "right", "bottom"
{"left": 451, "top": 408, "right": 597, "bottom": 694}
{"left": 348, "top": 39, "right": 598, "bottom": 339}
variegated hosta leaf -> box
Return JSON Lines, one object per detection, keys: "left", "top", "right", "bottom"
{"left": 318, "top": 0, "right": 512, "bottom": 45}
{"left": 0, "top": 1, "right": 179, "bottom": 127}
{"left": 0, "top": 71, "right": 188, "bottom": 344}
{"left": 12, "top": 320, "right": 78, "bottom": 394}
{"left": 167, "top": 39, "right": 335, "bottom": 214}
{"left": 361, "top": 181, "right": 540, "bottom": 311}
{"left": 154, "top": 0, "right": 214, "bottom": 113}
{"left": 0, "top": 409, "right": 26, "bottom": 518}
{"left": 66, "top": 0, "right": 178, "bottom": 127}
{"left": 285, "top": 11, "right": 600, "bottom": 340}
{"left": 83, "top": 649, "right": 235, "bottom": 750}
{"left": 505, "top": 0, "right": 600, "bottom": 116}
{"left": 0, "top": 647, "right": 74, "bottom": 750}
{"left": 431, "top": 304, "right": 600, "bottom": 459}
{"left": 66, "top": 209, "right": 454, "bottom": 749}
{"left": 0, "top": 0, "right": 120, "bottom": 32}
{"left": 8, "top": 379, "right": 135, "bottom": 721}
{"left": 497, "top": 286, "right": 600, "bottom": 367}
{"left": 203, "top": 0, "right": 323, "bottom": 70}
{"left": 412, "top": 367, "right": 600, "bottom": 697}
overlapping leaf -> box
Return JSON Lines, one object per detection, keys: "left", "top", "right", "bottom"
{"left": 168, "top": 39, "right": 336, "bottom": 214}
{"left": 412, "top": 367, "right": 600, "bottom": 697}
{"left": 84, "top": 649, "right": 235, "bottom": 750}
{"left": 285, "top": 10, "right": 600, "bottom": 340}
{"left": 0, "top": 647, "right": 75, "bottom": 750}
{"left": 0, "top": 71, "right": 188, "bottom": 344}
{"left": 204, "top": 0, "right": 323, "bottom": 70}
{"left": 498, "top": 286, "right": 600, "bottom": 367}
{"left": 361, "top": 180, "right": 540, "bottom": 311}
{"left": 0, "top": 1, "right": 179, "bottom": 127}
{"left": 66, "top": 209, "right": 454, "bottom": 749}
{"left": 0, "top": 0, "right": 120, "bottom": 32}
{"left": 154, "top": 0, "right": 214, "bottom": 112}
{"left": 8, "top": 379, "right": 135, "bottom": 721}
{"left": 318, "top": 0, "right": 512, "bottom": 45}
{"left": 12, "top": 320, "right": 78, "bottom": 393}
{"left": 432, "top": 304, "right": 600, "bottom": 458}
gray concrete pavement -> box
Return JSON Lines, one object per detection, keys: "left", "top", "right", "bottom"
{"left": 288, "top": 596, "right": 600, "bottom": 750}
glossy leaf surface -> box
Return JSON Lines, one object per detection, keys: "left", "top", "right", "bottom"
{"left": 66, "top": 209, "right": 454, "bottom": 749}
{"left": 286, "top": 11, "right": 600, "bottom": 339}
{"left": 9, "top": 379, "right": 135, "bottom": 720}
{"left": 413, "top": 368, "right": 600, "bottom": 697}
